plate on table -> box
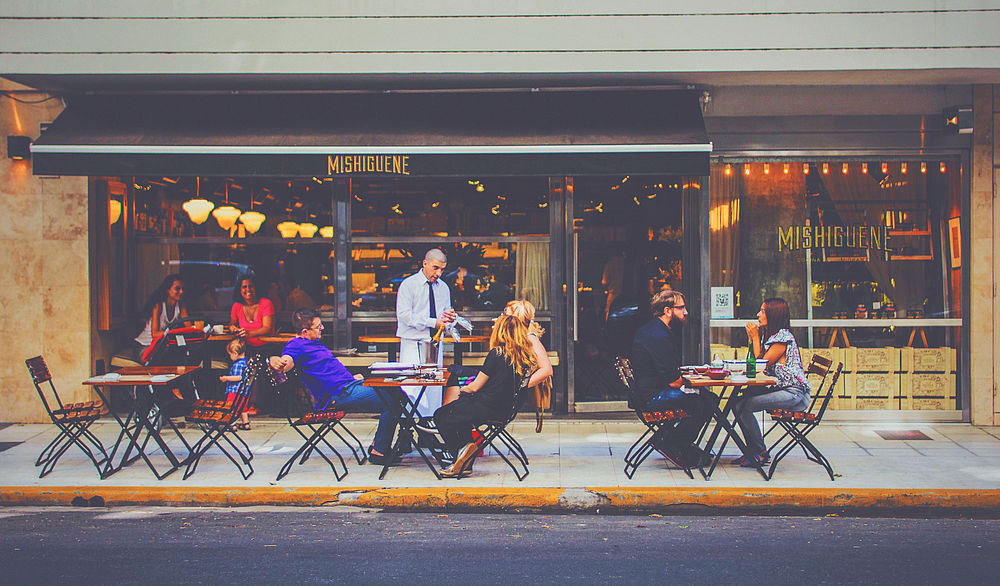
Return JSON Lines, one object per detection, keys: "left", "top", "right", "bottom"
{"left": 729, "top": 375, "right": 749, "bottom": 384}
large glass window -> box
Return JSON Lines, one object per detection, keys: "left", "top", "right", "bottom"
{"left": 710, "top": 160, "right": 962, "bottom": 411}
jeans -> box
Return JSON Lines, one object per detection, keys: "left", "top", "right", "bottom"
{"left": 733, "top": 387, "right": 811, "bottom": 455}
{"left": 333, "top": 380, "right": 400, "bottom": 455}
{"left": 644, "top": 388, "right": 720, "bottom": 448}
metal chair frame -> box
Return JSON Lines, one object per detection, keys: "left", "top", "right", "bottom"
{"left": 616, "top": 356, "right": 694, "bottom": 479}
{"left": 25, "top": 356, "right": 111, "bottom": 478}
{"left": 449, "top": 371, "right": 534, "bottom": 481}
{"left": 273, "top": 369, "right": 367, "bottom": 482}
{"left": 764, "top": 360, "right": 844, "bottom": 481}
{"left": 181, "top": 354, "right": 263, "bottom": 480}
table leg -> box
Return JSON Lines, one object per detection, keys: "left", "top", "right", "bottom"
{"left": 699, "top": 385, "right": 769, "bottom": 481}
{"left": 373, "top": 386, "right": 442, "bottom": 480}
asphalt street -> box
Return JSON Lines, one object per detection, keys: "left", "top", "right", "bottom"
{"left": 1, "top": 506, "right": 998, "bottom": 584}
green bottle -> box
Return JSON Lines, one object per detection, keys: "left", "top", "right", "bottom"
{"left": 745, "top": 344, "right": 756, "bottom": 377}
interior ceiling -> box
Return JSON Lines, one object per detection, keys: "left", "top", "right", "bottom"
{"left": 5, "top": 69, "right": 999, "bottom": 94}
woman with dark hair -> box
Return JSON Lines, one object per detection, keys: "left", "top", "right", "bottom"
{"left": 133, "top": 274, "right": 188, "bottom": 360}
{"left": 228, "top": 274, "right": 275, "bottom": 348}
{"left": 433, "top": 313, "right": 548, "bottom": 477}
{"left": 733, "top": 297, "right": 812, "bottom": 467}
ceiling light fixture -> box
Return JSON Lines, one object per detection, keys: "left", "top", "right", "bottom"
{"left": 182, "top": 177, "right": 214, "bottom": 224}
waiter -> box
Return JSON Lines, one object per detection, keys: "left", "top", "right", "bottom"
{"left": 396, "top": 248, "right": 456, "bottom": 416}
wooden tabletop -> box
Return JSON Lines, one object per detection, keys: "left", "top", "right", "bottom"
{"left": 358, "top": 335, "right": 491, "bottom": 344}
{"left": 83, "top": 365, "right": 201, "bottom": 386}
{"left": 207, "top": 333, "right": 295, "bottom": 344}
{"left": 363, "top": 371, "right": 449, "bottom": 387}
{"left": 683, "top": 373, "right": 778, "bottom": 387}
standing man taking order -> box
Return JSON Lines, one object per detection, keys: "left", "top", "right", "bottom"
{"left": 396, "top": 248, "right": 456, "bottom": 416}
{"left": 631, "top": 290, "right": 719, "bottom": 468}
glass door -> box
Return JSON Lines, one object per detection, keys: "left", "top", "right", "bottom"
{"left": 570, "top": 175, "right": 687, "bottom": 404}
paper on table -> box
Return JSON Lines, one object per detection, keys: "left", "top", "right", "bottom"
{"left": 369, "top": 362, "right": 421, "bottom": 370}
{"left": 149, "top": 374, "right": 178, "bottom": 383}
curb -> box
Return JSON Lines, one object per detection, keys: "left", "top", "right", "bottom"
{"left": 4, "top": 486, "right": 1000, "bottom": 513}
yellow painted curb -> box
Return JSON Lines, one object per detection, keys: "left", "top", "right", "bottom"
{"left": 3, "top": 486, "right": 1000, "bottom": 511}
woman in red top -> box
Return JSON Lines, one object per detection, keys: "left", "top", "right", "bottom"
{"left": 228, "top": 275, "right": 275, "bottom": 347}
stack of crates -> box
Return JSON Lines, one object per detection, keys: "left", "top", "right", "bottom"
{"left": 901, "top": 348, "right": 957, "bottom": 410}
{"left": 843, "top": 347, "right": 901, "bottom": 409}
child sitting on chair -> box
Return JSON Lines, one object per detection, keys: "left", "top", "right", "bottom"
{"left": 219, "top": 338, "right": 251, "bottom": 430}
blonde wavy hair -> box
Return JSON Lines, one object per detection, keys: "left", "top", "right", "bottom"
{"left": 489, "top": 313, "right": 538, "bottom": 377}
{"left": 503, "top": 299, "right": 545, "bottom": 337}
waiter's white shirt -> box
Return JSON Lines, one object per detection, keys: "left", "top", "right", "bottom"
{"left": 396, "top": 271, "right": 451, "bottom": 341}
{"left": 396, "top": 270, "right": 451, "bottom": 416}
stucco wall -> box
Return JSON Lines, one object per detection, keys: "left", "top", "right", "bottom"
{"left": 1, "top": 81, "right": 89, "bottom": 422}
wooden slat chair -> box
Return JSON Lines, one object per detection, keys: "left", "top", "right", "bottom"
{"left": 273, "top": 368, "right": 367, "bottom": 482}
{"left": 446, "top": 371, "right": 535, "bottom": 480}
{"left": 616, "top": 357, "right": 694, "bottom": 479}
{"left": 25, "top": 356, "right": 110, "bottom": 478}
{"left": 181, "top": 354, "right": 263, "bottom": 480}
{"left": 764, "top": 361, "right": 844, "bottom": 481}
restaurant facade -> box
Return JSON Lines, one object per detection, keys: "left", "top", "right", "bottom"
{"left": 2, "top": 4, "right": 998, "bottom": 425}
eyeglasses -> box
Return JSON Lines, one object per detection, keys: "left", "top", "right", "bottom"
{"left": 672, "top": 305, "right": 687, "bottom": 310}
{"left": 309, "top": 322, "right": 325, "bottom": 331}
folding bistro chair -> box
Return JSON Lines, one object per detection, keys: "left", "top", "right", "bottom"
{"left": 447, "top": 371, "right": 534, "bottom": 480}
{"left": 616, "top": 357, "right": 694, "bottom": 479}
{"left": 25, "top": 356, "right": 110, "bottom": 478}
{"left": 273, "top": 368, "right": 367, "bottom": 482}
{"left": 763, "top": 360, "right": 844, "bottom": 481}
{"left": 181, "top": 354, "right": 263, "bottom": 479}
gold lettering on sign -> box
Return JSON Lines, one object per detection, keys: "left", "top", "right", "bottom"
{"left": 776, "top": 225, "right": 894, "bottom": 253}
{"left": 327, "top": 155, "right": 410, "bottom": 175}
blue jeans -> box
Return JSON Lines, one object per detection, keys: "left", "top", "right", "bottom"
{"left": 733, "top": 387, "right": 811, "bottom": 455}
{"left": 333, "top": 380, "right": 400, "bottom": 455}
{"left": 645, "top": 388, "right": 720, "bottom": 447}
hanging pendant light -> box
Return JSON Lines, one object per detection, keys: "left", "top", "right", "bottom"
{"left": 276, "top": 221, "right": 300, "bottom": 238}
{"left": 297, "top": 222, "right": 318, "bottom": 238}
{"left": 182, "top": 177, "right": 214, "bottom": 224}
{"left": 238, "top": 187, "right": 266, "bottom": 234}
{"left": 212, "top": 182, "right": 241, "bottom": 230}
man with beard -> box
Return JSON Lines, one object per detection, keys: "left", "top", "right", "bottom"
{"left": 630, "top": 290, "right": 719, "bottom": 468}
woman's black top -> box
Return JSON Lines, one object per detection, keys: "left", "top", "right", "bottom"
{"left": 470, "top": 348, "right": 519, "bottom": 412}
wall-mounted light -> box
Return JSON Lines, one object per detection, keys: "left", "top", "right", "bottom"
{"left": 724, "top": 164, "right": 732, "bottom": 176}
{"left": 763, "top": 163, "right": 770, "bottom": 174}
{"left": 862, "top": 163, "right": 868, "bottom": 174}
{"left": 108, "top": 199, "right": 122, "bottom": 225}
{"left": 822, "top": 163, "right": 829, "bottom": 174}
{"left": 900, "top": 162, "right": 908, "bottom": 174}
{"left": 783, "top": 163, "right": 789, "bottom": 174}
{"left": 803, "top": 163, "right": 809, "bottom": 175}
{"left": 842, "top": 163, "right": 849, "bottom": 174}
{"left": 939, "top": 161, "right": 947, "bottom": 173}
{"left": 6, "top": 135, "right": 31, "bottom": 160}
{"left": 920, "top": 162, "right": 927, "bottom": 174}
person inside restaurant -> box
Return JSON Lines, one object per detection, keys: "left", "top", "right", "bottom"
{"left": 132, "top": 273, "right": 188, "bottom": 362}
{"left": 630, "top": 289, "right": 719, "bottom": 468}
{"left": 229, "top": 274, "right": 275, "bottom": 347}
{"left": 269, "top": 308, "right": 403, "bottom": 466}
{"left": 732, "top": 297, "right": 812, "bottom": 468}
{"left": 433, "top": 313, "right": 550, "bottom": 477}
{"left": 395, "top": 248, "right": 456, "bottom": 417}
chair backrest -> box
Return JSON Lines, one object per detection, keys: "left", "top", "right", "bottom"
{"left": 142, "top": 326, "right": 209, "bottom": 367}
{"left": 615, "top": 356, "right": 646, "bottom": 410}
{"left": 228, "top": 354, "right": 264, "bottom": 414}
{"left": 804, "top": 354, "right": 834, "bottom": 412}
{"left": 25, "top": 356, "right": 63, "bottom": 418}
{"left": 811, "top": 362, "right": 843, "bottom": 423}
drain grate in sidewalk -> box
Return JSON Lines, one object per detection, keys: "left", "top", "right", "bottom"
{"left": 875, "top": 430, "right": 932, "bottom": 440}
{"left": 0, "top": 441, "right": 23, "bottom": 453}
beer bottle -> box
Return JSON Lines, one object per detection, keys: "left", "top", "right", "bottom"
{"left": 745, "top": 344, "right": 756, "bottom": 378}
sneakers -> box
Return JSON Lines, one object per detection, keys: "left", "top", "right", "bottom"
{"left": 413, "top": 419, "right": 438, "bottom": 434}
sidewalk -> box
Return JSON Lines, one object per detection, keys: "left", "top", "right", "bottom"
{"left": 2, "top": 418, "right": 999, "bottom": 513}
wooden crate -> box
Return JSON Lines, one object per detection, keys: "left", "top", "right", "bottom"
{"left": 800, "top": 347, "right": 846, "bottom": 371}
{"left": 901, "top": 373, "right": 957, "bottom": 397}
{"left": 900, "top": 347, "right": 957, "bottom": 372}
{"left": 845, "top": 373, "right": 900, "bottom": 397}
{"left": 852, "top": 396, "right": 900, "bottom": 410}
{"left": 845, "top": 347, "right": 901, "bottom": 372}
{"left": 710, "top": 345, "right": 735, "bottom": 361}
{"left": 905, "top": 396, "right": 958, "bottom": 410}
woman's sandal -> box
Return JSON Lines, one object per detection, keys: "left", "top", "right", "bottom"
{"left": 733, "top": 451, "right": 770, "bottom": 467}
{"left": 235, "top": 422, "right": 252, "bottom": 431}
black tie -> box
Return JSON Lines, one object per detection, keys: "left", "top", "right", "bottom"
{"left": 427, "top": 281, "right": 437, "bottom": 337}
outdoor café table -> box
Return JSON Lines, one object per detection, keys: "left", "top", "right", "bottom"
{"left": 683, "top": 372, "right": 778, "bottom": 481}
{"left": 83, "top": 366, "right": 199, "bottom": 480}
{"left": 357, "top": 335, "right": 491, "bottom": 363}
{"left": 364, "top": 369, "right": 449, "bottom": 480}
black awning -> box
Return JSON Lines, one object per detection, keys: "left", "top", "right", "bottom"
{"left": 32, "top": 90, "right": 711, "bottom": 177}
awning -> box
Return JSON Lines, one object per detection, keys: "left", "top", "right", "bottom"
{"left": 31, "top": 90, "right": 711, "bottom": 177}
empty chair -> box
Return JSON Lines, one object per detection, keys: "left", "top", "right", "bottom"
{"left": 617, "top": 356, "right": 694, "bottom": 479}
{"left": 25, "top": 356, "right": 110, "bottom": 478}
{"left": 182, "top": 354, "right": 263, "bottom": 479}
{"left": 764, "top": 358, "right": 844, "bottom": 480}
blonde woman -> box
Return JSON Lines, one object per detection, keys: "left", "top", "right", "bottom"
{"left": 433, "top": 314, "right": 549, "bottom": 477}
{"left": 502, "top": 300, "right": 553, "bottom": 432}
